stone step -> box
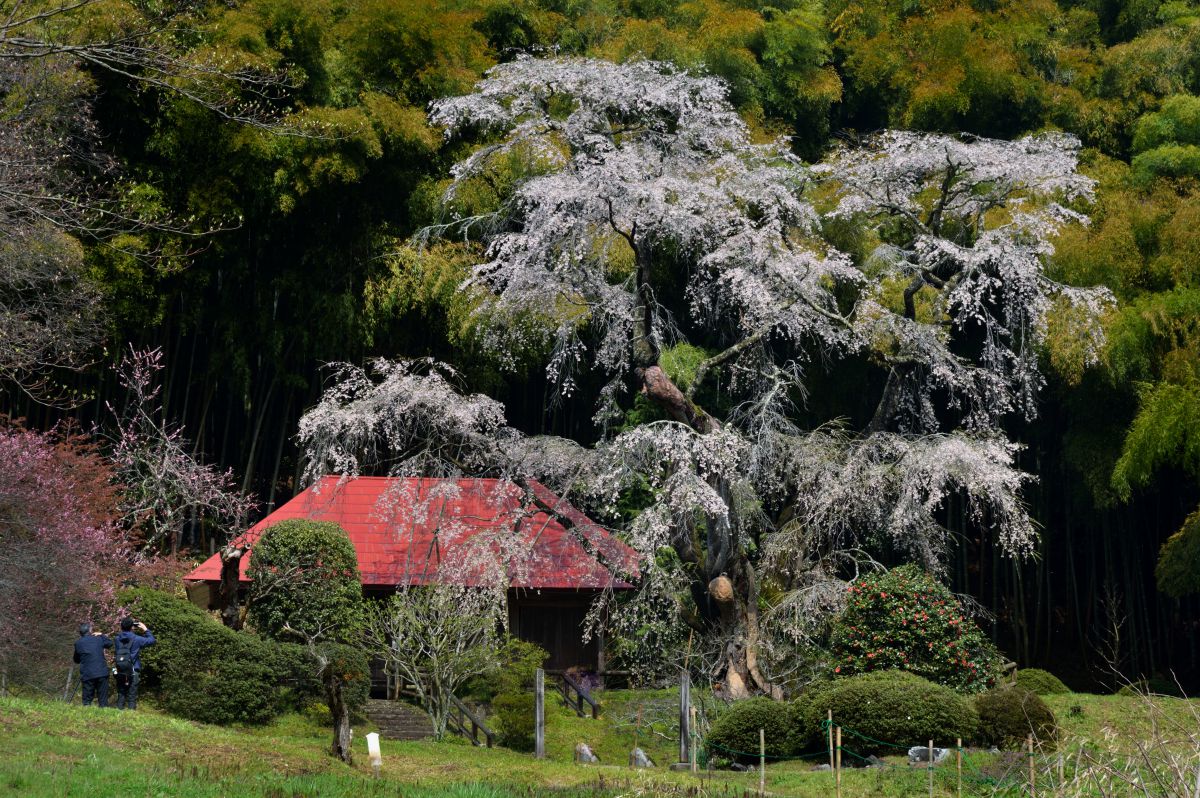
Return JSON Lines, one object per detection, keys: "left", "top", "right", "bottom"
{"left": 366, "top": 699, "right": 434, "bottom": 741}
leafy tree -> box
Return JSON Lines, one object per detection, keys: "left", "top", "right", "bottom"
{"left": 247, "top": 518, "right": 364, "bottom": 762}
{"left": 300, "top": 58, "right": 1107, "bottom": 697}
{"left": 363, "top": 584, "right": 501, "bottom": 738}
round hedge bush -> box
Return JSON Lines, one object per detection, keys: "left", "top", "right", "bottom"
{"left": 800, "top": 670, "right": 979, "bottom": 755}
{"left": 831, "top": 564, "right": 1000, "bottom": 692}
{"left": 974, "top": 686, "right": 1056, "bottom": 749}
{"left": 707, "top": 697, "right": 798, "bottom": 762}
{"left": 1013, "top": 669, "right": 1069, "bottom": 696}
{"left": 121, "top": 587, "right": 320, "bottom": 725}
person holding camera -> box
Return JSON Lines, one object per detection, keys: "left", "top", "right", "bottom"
{"left": 113, "top": 617, "right": 155, "bottom": 710}
{"left": 73, "top": 622, "right": 113, "bottom": 707}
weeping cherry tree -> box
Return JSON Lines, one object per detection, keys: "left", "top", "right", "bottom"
{"left": 299, "top": 58, "right": 1111, "bottom": 697}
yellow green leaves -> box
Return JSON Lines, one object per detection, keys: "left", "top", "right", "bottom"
{"left": 1156, "top": 510, "right": 1200, "bottom": 597}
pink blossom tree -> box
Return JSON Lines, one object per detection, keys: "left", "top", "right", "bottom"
{"left": 0, "top": 423, "right": 126, "bottom": 693}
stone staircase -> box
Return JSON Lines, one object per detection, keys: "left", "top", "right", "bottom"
{"left": 365, "top": 698, "right": 434, "bottom": 741}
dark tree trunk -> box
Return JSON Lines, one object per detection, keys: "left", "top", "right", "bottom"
{"left": 218, "top": 545, "right": 245, "bottom": 629}
{"left": 326, "top": 677, "right": 353, "bottom": 764}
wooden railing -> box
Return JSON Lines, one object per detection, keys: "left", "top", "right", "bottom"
{"left": 548, "top": 670, "right": 600, "bottom": 719}
{"left": 447, "top": 693, "right": 494, "bottom": 748}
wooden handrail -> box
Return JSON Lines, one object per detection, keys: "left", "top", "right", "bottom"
{"left": 447, "top": 693, "right": 494, "bottom": 748}
{"left": 547, "top": 670, "right": 600, "bottom": 719}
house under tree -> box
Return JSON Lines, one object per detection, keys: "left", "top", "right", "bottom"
{"left": 185, "top": 476, "right": 638, "bottom": 678}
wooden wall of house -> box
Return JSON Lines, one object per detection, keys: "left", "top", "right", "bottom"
{"left": 507, "top": 590, "right": 599, "bottom": 671}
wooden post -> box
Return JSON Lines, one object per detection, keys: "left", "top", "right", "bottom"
{"left": 534, "top": 668, "right": 545, "bottom": 760}
{"left": 633, "top": 703, "right": 643, "bottom": 768}
{"left": 827, "top": 709, "right": 834, "bottom": 772}
{"left": 835, "top": 726, "right": 842, "bottom": 798}
{"left": 956, "top": 737, "right": 963, "bottom": 798}
{"left": 1057, "top": 752, "right": 1064, "bottom": 796}
{"left": 690, "top": 705, "right": 698, "bottom": 774}
{"left": 679, "top": 669, "right": 691, "bottom": 766}
{"left": 758, "top": 727, "right": 765, "bottom": 798}
{"left": 1027, "top": 734, "right": 1035, "bottom": 797}
{"left": 928, "top": 738, "right": 934, "bottom": 798}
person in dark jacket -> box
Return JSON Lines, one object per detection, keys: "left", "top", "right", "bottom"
{"left": 113, "top": 617, "right": 155, "bottom": 710}
{"left": 73, "top": 622, "right": 112, "bottom": 707}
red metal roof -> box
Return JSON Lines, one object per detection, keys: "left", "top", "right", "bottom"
{"left": 186, "top": 476, "right": 639, "bottom": 590}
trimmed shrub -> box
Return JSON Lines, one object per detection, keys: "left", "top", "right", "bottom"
{"left": 1013, "top": 669, "right": 1070, "bottom": 696}
{"left": 487, "top": 638, "right": 548, "bottom": 752}
{"left": 1116, "top": 677, "right": 1185, "bottom": 698}
{"left": 122, "top": 587, "right": 318, "bottom": 725}
{"left": 801, "top": 670, "right": 979, "bottom": 755}
{"left": 706, "top": 697, "right": 797, "bottom": 762}
{"left": 975, "top": 686, "right": 1057, "bottom": 749}
{"left": 246, "top": 519, "right": 363, "bottom": 641}
{"left": 830, "top": 564, "right": 1001, "bottom": 692}
{"left": 493, "top": 691, "right": 536, "bottom": 752}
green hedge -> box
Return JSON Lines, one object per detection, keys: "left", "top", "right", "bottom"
{"left": 1013, "top": 669, "right": 1069, "bottom": 696}
{"left": 706, "top": 697, "right": 800, "bottom": 762}
{"left": 121, "top": 587, "right": 319, "bottom": 725}
{"left": 975, "top": 686, "right": 1057, "bottom": 749}
{"left": 487, "top": 638, "right": 547, "bottom": 752}
{"left": 800, "top": 671, "right": 979, "bottom": 755}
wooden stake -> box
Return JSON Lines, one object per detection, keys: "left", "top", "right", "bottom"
{"left": 956, "top": 737, "right": 963, "bottom": 798}
{"left": 827, "top": 709, "right": 834, "bottom": 773}
{"left": 690, "top": 705, "right": 698, "bottom": 774}
{"left": 679, "top": 669, "right": 691, "bottom": 766}
{"left": 534, "top": 668, "right": 545, "bottom": 760}
{"left": 1057, "top": 751, "right": 1064, "bottom": 795}
{"left": 1027, "top": 734, "right": 1035, "bottom": 797}
{"left": 758, "top": 728, "right": 765, "bottom": 797}
{"left": 928, "top": 738, "right": 934, "bottom": 798}
{"left": 632, "top": 702, "right": 643, "bottom": 769}
{"left": 835, "top": 726, "right": 842, "bottom": 798}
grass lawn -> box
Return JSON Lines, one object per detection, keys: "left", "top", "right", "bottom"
{"left": 1, "top": 690, "right": 1196, "bottom": 797}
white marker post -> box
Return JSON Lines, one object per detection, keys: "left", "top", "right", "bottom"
{"left": 366, "top": 732, "right": 382, "bottom": 777}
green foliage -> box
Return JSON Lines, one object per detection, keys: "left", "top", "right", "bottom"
{"left": 247, "top": 520, "right": 364, "bottom": 642}
{"left": 1116, "top": 676, "right": 1186, "bottom": 696}
{"left": 830, "top": 565, "right": 1001, "bottom": 692}
{"left": 658, "top": 343, "right": 710, "bottom": 391}
{"left": 316, "top": 642, "right": 371, "bottom": 713}
{"left": 800, "top": 671, "right": 979, "bottom": 754}
{"left": 1013, "top": 669, "right": 1070, "bottom": 695}
{"left": 493, "top": 691, "right": 537, "bottom": 752}
{"left": 121, "top": 588, "right": 318, "bottom": 725}
{"left": 1132, "top": 94, "right": 1200, "bottom": 153}
{"left": 705, "top": 697, "right": 798, "bottom": 762}
{"left": 1157, "top": 510, "right": 1200, "bottom": 596}
{"left": 1112, "top": 380, "right": 1200, "bottom": 497}
{"left": 488, "top": 638, "right": 548, "bottom": 752}
{"left": 974, "top": 686, "right": 1057, "bottom": 749}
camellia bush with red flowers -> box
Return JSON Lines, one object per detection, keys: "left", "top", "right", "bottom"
{"left": 829, "top": 564, "right": 1001, "bottom": 692}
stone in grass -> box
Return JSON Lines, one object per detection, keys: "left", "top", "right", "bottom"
{"left": 575, "top": 743, "right": 599, "bottom": 764}
{"left": 629, "top": 747, "right": 655, "bottom": 768}
{"left": 907, "top": 746, "right": 950, "bottom": 765}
